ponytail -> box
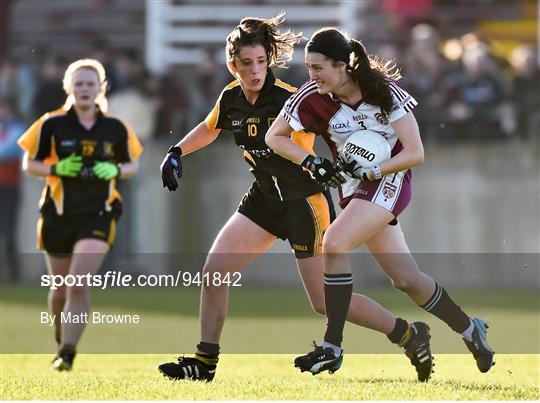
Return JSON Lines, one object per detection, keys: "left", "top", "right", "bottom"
{"left": 348, "top": 39, "right": 401, "bottom": 117}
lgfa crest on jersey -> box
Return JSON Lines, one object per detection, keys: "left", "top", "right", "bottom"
{"left": 382, "top": 182, "right": 398, "bottom": 200}
{"left": 375, "top": 112, "right": 389, "bottom": 125}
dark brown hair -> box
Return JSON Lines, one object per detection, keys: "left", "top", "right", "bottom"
{"left": 226, "top": 12, "right": 302, "bottom": 68}
{"left": 308, "top": 27, "right": 401, "bottom": 116}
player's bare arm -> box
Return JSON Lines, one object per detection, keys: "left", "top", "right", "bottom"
{"left": 266, "top": 115, "right": 310, "bottom": 165}
{"left": 379, "top": 112, "right": 424, "bottom": 176}
{"left": 117, "top": 160, "right": 139, "bottom": 179}
{"left": 22, "top": 153, "right": 54, "bottom": 177}
{"left": 175, "top": 121, "right": 221, "bottom": 156}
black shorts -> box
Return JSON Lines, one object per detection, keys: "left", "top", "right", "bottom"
{"left": 237, "top": 184, "right": 335, "bottom": 259}
{"left": 37, "top": 209, "right": 119, "bottom": 255}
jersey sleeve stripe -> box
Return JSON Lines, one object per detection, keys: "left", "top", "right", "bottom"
{"left": 403, "top": 100, "right": 418, "bottom": 113}
{"left": 389, "top": 86, "right": 406, "bottom": 102}
{"left": 389, "top": 82, "right": 408, "bottom": 99}
{"left": 286, "top": 81, "right": 318, "bottom": 113}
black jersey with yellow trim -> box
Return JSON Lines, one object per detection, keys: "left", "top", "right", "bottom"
{"left": 18, "top": 106, "right": 143, "bottom": 215}
{"left": 204, "top": 69, "right": 323, "bottom": 200}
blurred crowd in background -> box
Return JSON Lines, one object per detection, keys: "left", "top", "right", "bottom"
{"left": 1, "top": 23, "right": 539, "bottom": 146}
{"left": 2, "top": 2, "right": 538, "bottom": 148}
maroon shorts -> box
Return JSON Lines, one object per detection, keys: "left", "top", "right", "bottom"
{"left": 339, "top": 169, "right": 412, "bottom": 217}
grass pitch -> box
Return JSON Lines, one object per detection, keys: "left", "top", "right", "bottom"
{"left": 1, "top": 286, "right": 539, "bottom": 399}
{"left": 1, "top": 354, "right": 538, "bottom": 400}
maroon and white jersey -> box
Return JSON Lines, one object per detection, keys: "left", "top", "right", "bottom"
{"left": 281, "top": 80, "right": 417, "bottom": 198}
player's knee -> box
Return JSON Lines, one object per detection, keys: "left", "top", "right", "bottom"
{"left": 322, "top": 233, "right": 349, "bottom": 254}
{"left": 67, "top": 284, "right": 89, "bottom": 300}
{"left": 202, "top": 260, "right": 222, "bottom": 277}
{"left": 52, "top": 286, "right": 67, "bottom": 302}
{"left": 391, "top": 277, "right": 414, "bottom": 292}
{"left": 202, "top": 260, "right": 228, "bottom": 291}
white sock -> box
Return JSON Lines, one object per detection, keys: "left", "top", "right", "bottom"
{"left": 322, "top": 341, "right": 342, "bottom": 357}
{"left": 461, "top": 318, "right": 474, "bottom": 341}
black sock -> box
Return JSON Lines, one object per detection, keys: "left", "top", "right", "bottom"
{"left": 323, "top": 273, "right": 353, "bottom": 347}
{"left": 59, "top": 343, "right": 76, "bottom": 357}
{"left": 196, "top": 341, "right": 219, "bottom": 367}
{"left": 421, "top": 282, "right": 470, "bottom": 333}
{"left": 386, "top": 318, "right": 414, "bottom": 347}
{"left": 55, "top": 327, "right": 61, "bottom": 345}
{"left": 387, "top": 317, "right": 415, "bottom": 347}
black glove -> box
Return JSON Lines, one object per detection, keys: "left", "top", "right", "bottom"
{"left": 337, "top": 156, "right": 382, "bottom": 182}
{"left": 301, "top": 155, "right": 347, "bottom": 188}
{"left": 160, "top": 146, "right": 183, "bottom": 191}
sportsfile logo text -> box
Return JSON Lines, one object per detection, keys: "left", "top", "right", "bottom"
{"left": 40, "top": 270, "right": 242, "bottom": 290}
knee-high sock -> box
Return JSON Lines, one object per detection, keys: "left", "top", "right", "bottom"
{"left": 323, "top": 273, "right": 353, "bottom": 347}
{"left": 421, "top": 282, "right": 470, "bottom": 333}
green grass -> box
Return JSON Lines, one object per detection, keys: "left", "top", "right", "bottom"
{"left": 1, "top": 354, "right": 538, "bottom": 400}
{"left": 1, "top": 286, "right": 539, "bottom": 399}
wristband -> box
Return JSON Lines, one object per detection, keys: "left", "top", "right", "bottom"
{"left": 167, "top": 146, "right": 183, "bottom": 156}
{"left": 371, "top": 165, "right": 382, "bottom": 180}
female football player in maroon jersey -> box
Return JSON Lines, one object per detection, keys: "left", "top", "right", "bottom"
{"left": 267, "top": 27, "right": 494, "bottom": 379}
{"left": 18, "top": 59, "right": 143, "bottom": 371}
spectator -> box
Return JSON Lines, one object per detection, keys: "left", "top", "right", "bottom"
{"left": 154, "top": 68, "right": 190, "bottom": 138}
{"left": 108, "top": 69, "right": 160, "bottom": 142}
{"left": 0, "top": 58, "right": 37, "bottom": 123}
{"left": 402, "top": 24, "right": 450, "bottom": 142}
{"left": 509, "top": 45, "right": 540, "bottom": 139}
{"left": 441, "top": 43, "right": 515, "bottom": 141}
{"left": 33, "top": 55, "right": 66, "bottom": 117}
{"left": 89, "top": 37, "right": 117, "bottom": 92}
{"left": 108, "top": 48, "right": 141, "bottom": 94}
{"left": 0, "top": 97, "right": 25, "bottom": 282}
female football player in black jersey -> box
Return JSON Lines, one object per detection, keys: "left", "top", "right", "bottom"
{"left": 158, "top": 15, "right": 425, "bottom": 382}
{"left": 267, "top": 27, "right": 494, "bottom": 380}
{"left": 18, "top": 59, "right": 143, "bottom": 371}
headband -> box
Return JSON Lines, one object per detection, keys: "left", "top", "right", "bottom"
{"left": 306, "top": 39, "right": 350, "bottom": 64}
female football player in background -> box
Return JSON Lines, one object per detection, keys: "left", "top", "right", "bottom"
{"left": 158, "top": 14, "right": 430, "bottom": 382}
{"left": 18, "top": 59, "right": 143, "bottom": 371}
{"left": 266, "top": 27, "right": 494, "bottom": 379}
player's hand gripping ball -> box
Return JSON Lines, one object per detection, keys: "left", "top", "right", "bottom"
{"left": 339, "top": 130, "right": 391, "bottom": 181}
{"left": 301, "top": 155, "right": 347, "bottom": 188}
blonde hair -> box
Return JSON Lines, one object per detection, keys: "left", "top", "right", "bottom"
{"left": 62, "top": 58, "right": 108, "bottom": 111}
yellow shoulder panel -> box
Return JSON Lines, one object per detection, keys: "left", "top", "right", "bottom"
{"left": 205, "top": 80, "right": 240, "bottom": 130}
{"left": 17, "top": 108, "right": 67, "bottom": 158}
